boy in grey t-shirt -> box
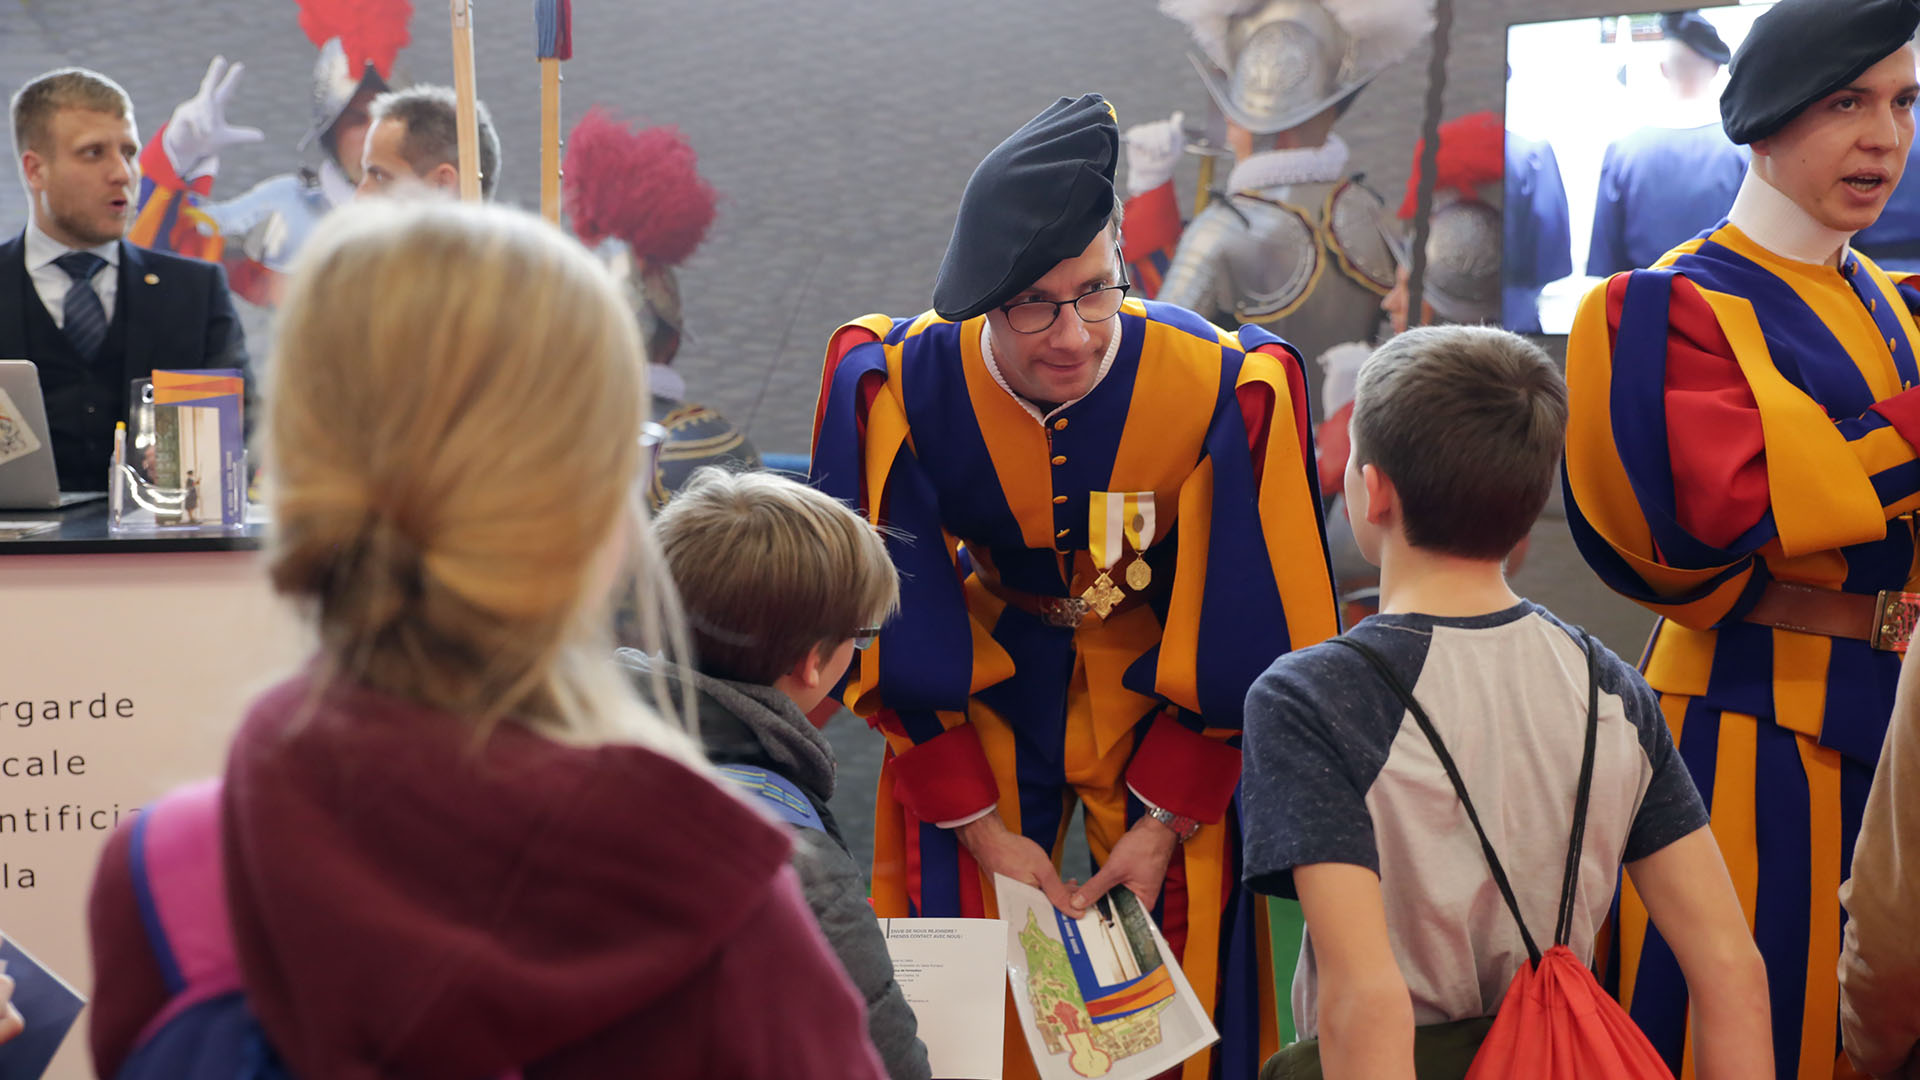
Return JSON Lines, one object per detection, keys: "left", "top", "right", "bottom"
{"left": 1241, "top": 326, "right": 1772, "bottom": 1079}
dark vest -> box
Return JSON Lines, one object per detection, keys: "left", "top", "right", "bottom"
{"left": 18, "top": 260, "right": 131, "bottom": 491}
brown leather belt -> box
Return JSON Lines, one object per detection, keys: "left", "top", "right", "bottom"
{"left": 1741, "top": 581, "right": 1920, "bottom": 652}
{"left": 981, "top": 576, "right": 1148, "bottom": 630}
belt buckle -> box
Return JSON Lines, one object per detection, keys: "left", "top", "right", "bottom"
{"left": 1871, "top": 590, "right": 1920, "bottom": 652}
{"left": 1038, "top": 597, "right": 1090, "bottom": 629}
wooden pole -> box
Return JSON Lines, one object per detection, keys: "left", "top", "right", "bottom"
{"left": 1405, "top": 0, "right": 1455, "bottom": 328}
{"left": 540, "top": 61, "right": 561, "bottom": 221}
{"left": 535, "top": 0, "right": 572, "bottom": 224}
{"left": 450, "top": 0, "right": 483, "bottom": 202}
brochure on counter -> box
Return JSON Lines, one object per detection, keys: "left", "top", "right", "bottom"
{"left": 150, "top": 368, "right": 245, "bottom": 528}
{"left": 0, "top": 936, "right": 85, "bottom": 1080}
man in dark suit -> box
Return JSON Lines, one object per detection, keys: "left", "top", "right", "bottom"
{"left": 4, "top": 67, "right": 247, "bottom": 492}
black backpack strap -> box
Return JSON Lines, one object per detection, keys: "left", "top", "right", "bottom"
{"left": 1328, "top": 636, "right": 1543, "bottom": 967}
{"left": 1552, "top": 632, "right": 1602, "bottom": 949}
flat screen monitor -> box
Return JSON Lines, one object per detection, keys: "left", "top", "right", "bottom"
{"left": 1504, "top": 3, "right": 1772, "bottom": 334}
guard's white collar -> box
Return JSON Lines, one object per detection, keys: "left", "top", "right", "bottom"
{"left": 319, "top": 158, "right": 357, "bottom": 209}
{"left": 978, "top": 315, "right": 1124, "bottom": 425}
{"left": 648, "top": 363, "right": 686, "bottom": 403}
{"left": 1726, "top": 168, "right": 1854, "bottom": 267}
{"left": 1227, "top": 135, "right": 1351, "bottom": 193}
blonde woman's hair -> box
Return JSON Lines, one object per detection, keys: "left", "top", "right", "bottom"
{"left": 654, "top": 467, "right": 899, "bottom": 685}
{"left": 265, "top": 198, "right": 695, "bottom": 758}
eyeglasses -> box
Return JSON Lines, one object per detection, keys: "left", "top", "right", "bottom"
{"left": 998, "top": 255, "right": 1131, "bottom": 335}
{"left": 852, "top": 626, "right": 883, "bottom": 650}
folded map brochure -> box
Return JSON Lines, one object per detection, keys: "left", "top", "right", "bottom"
{"left": 995, "top": 874, "right": 1217, "bottom": 1080}
{"left": 152, "top": 368, "right": 244, "bottom": 527}
{"left": 0, "top": 936, "right": 86, "bottom": 1080}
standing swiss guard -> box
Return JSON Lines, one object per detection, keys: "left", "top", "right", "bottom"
{"left": 1119, "top": 0, "right": 1430, "bottom": 366}
{"left": 1585, "top": 10, "right": 1748, "bottom": 279}
{"left": 1562, "top": 1, "right": 1920, "bottom": 1076}
{"left": 809, "top": 94, "right": 1338, "bottom": 1080}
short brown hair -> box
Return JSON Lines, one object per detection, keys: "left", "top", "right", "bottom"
{"left": 10, "top": 68, "right": 132, "bottom": 159}
{"left": 368, "top": 85, "right": 502, "bottom": 200}
{"left": 1351, "top": 325, "right": 1568, "bottom": 559}
{"left": 654, "top": 467, "right": 899, "bottom": 685}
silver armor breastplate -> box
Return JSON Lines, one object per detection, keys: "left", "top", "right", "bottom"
{"left": 1157, "top": 178, "right": 1394, "bottom": 364}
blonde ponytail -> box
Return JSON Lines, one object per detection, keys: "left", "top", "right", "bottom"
{"left": 264, "top": 199, "right": 697, "bottom": 760}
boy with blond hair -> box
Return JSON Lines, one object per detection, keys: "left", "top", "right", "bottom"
{"left": 622, "top": 466, "right": 929, "bottom": 1080}
{"left": 1241, "top": 326, "right": 1772, "bottom": 1079}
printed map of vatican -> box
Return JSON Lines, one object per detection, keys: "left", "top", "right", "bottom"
{"left": 1018, "top": 910, "right": 1171, "bottom": 1077}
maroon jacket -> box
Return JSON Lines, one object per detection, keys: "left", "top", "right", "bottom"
{"left": 90, "top": 673, "right": 887, "bottom": 1079}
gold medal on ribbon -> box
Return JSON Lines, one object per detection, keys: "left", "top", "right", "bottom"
{"left": 1126, "top": 557, "right": 1153, "bottom": 591}
{"left": 1082, "top": 572, "right": 1124, "bottom": 619}
{"left": 1085, "top": 492, "right": 1156, "bottom": 618}
{"left": 1124, "top": 495, "right": 1155, "bottom": 591}
{"left": 1083, "top": 492, "right": 1125, "bottom": 618}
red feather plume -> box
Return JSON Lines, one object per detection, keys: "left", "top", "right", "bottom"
{"left": 563, "top": 108, "right": 718, "bottom": 268}
{"left": 296, "top": 0, "right": 414, "bottom": 80}
{"left": 1398, "top": 110, "right": 1506, "bottom": 219}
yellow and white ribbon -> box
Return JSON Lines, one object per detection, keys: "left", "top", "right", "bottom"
{"left": 1089, "top": 492, "right": 1156, "bottom": 571}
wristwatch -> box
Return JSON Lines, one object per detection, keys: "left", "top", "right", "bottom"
{"left": 1147, "top": 805, "right": 1202, "bottom": 843}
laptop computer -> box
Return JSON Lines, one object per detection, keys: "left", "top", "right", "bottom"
{"left": 0, "top": 360, "right": 107, "bottom": 509}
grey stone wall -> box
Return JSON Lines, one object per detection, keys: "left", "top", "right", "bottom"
{"left": 2, "top": 0, "right": 1663, "bottom": 670}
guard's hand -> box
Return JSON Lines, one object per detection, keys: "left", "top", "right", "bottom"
{"left": 956, "top": 813, "right": 1079, "bottom": 914}
{"left": 162, "top": 57, "right": 266, "bottom": 180}
{"left": 1123, "top": 111, "right": 1187, "bottom": 198}
{"left": 1071, "top": 813, "right": 1181, "bottom": 911}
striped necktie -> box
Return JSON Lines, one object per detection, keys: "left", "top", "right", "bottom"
{"left": 54, "top": 251, "right": 109, "bottom": 360}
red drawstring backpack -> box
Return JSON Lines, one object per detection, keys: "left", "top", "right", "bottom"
{"left": 1333, "top": 632, "right": 1675, "bottom": 1080}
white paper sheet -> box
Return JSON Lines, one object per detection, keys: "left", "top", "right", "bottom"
{"left": 879, "top": 917, "right": 1007, "bottom": 1080}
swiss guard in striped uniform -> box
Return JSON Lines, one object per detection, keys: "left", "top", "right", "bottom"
{"left": 1562, "top": 1, "right": 1920, "bottom": 1076}
{"left": 809, "top": 94, "right": 1337, "bottom": 1080}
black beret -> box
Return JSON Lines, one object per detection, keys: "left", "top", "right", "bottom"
{"left": 1722, "top": 0, "right": 1920, "bottom": 145}
{"left": 1660, "top": 10, "right": 1730, "bottom": 67}
{"left": 933, "top": 94, "right": 1119, "bottom": 322}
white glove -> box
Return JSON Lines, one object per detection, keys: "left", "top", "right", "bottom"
{"left": 1123, "top": 111, "right": 1186, "bottom": 198}
{"left": 1316, "top": 341, "right": 1374, "bottom": 421}
{"left": 238, "top": 211, "right": 291, "bottom": 266}
{"left": 161, "top": 57, "right": 266, "bottom": 182}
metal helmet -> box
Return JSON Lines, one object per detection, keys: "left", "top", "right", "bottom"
{"left": 298, "top": 37, "right": 387, "bottom": 153}
{"left": 1415, "top": 199, "right": 1503, "bottom": 326}
{"left": 1177, "top": 0, "right": 1433, "bottom": 136}
{"left": 635, "top": 263, "right": 687, "bottom": 366}
{"left": 596, "top": 239, "right": 689, "bottom": 366}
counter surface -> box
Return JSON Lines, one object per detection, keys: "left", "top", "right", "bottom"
{"left": 0, "top": 502, "right": 264, "bottom": 555}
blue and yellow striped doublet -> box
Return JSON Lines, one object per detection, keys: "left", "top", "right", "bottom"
{"left": 811, "top": 298, "right": 1338, "bottom": 1080}
{"left": 1565, "top": 220, "right": 1920, "bottom": 1080}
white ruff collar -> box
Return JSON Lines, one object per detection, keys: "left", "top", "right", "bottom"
{"left": 318, "top": 158, "right": 356, "bottom": 209}
{"left": 648, "top": 364, "right": 687, "bottom": 403}
{"left": 1227, "top": 136, "right": 1351, "bottom": 192}
{"left": 979, "top": 316, "right": 1124, "bottom": 425}
{"left": 1727, "top": 168, "right": 1854, "bottom": 266}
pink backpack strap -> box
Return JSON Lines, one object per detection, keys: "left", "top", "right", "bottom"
{"left": 127, "top": 778, "right": 244, "bottom": 1045}
{"left": 123, "top": 778, "right": 530, "bottom": 1080}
